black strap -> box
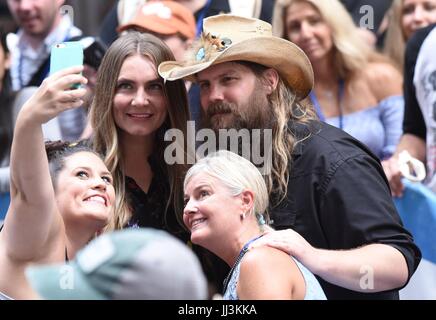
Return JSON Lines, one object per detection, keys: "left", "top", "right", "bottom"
{"left": 65, "top": 247, "right": 69, "bottom": 262}
{"left": 27, "top": 57, "right": 51, "bottom": 87}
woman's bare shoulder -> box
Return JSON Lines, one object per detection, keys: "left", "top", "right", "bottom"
{"left": 364, "top": 62, "right": 403, "bottom": 100}
{"left": 242, "top": 246, "right": 291, "bottom": 266}
{"left": 237, "top": 246, "right": 304, "bottom": 299}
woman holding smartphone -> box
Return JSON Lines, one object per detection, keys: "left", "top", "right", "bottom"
{"left": 0, "top": 66, "right": 116, "bottom": 299}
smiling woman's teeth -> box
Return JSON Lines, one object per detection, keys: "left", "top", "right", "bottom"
{"left": 129, "top": 113, "right": 152, "bottom": 118}
{"left": 85, "top": 196, "right": 105, "bottom": 205}
{"left": 192, "top": 218, "right": 206, "bottom": 228}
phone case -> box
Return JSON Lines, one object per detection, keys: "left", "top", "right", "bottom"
{"left": 50, "top": 41, "right": 84, "bottom": 88}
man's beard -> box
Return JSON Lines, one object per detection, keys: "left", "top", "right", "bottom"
{"left": 200, "top": 86, "right": 274, "bottom": 132}
{"left": 198, "top": 85, "right": 274, "bottom": 164}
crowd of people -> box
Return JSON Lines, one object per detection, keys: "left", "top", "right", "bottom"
{"left": 0, "top": 0, "right": 435, "bottom": 300}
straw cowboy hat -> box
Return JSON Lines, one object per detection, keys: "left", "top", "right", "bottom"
{"left": 158, "top": 14, "right": 314, "bottom": 100}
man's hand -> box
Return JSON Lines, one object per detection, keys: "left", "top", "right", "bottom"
{"left": 382, "top": 156, "right": 404, "bottom": 197}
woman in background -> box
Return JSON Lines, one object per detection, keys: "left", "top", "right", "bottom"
{"left": 273, "top": 0, "right": 404, "bottom": 160}
{"left": 383, "top": 0, "right": 436, "bottom": 71}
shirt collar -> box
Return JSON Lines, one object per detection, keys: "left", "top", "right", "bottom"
{"left": 288, "top": 120, "right": 320, "bottom": 157}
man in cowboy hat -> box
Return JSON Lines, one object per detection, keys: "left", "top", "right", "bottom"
{"left": 159, "top": 14, "right": 421, "bottom": 300}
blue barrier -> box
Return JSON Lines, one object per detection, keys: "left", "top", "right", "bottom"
{"left": 394, "top": 180, "right": 436, "bottom": 299}
{"left": 0, "top": 192, "right": 10, "bottom": 221}
{"left": 394, "top": 180, "right": 436, "bottom": 263}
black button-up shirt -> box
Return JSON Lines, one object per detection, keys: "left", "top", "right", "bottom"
{"left": 270, "top": 121, "right": 421, "bottom": 299}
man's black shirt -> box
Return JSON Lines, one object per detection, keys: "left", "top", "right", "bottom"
{"left": 270, "top": 121, "right": 421, "bottom": 299}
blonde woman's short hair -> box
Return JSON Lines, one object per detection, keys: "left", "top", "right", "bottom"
{"left": 184, "top": 150, "right": 269, "bottom": 225}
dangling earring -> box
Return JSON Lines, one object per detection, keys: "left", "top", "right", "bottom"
{"left": 240, "top": 212, "right": 246, "bottom": 221}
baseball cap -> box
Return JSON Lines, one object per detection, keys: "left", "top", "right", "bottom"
{"left": 26, "top": 228, "right": 208, "bottom": 300}
{"left": 117, "top": 1, "right": 196, "bottom": 40}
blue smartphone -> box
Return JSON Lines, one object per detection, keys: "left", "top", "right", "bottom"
{"left": 50, "top": 41, "right": 84, "bottom": 88}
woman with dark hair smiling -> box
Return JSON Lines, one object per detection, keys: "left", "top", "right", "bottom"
{"left": 0, "top": 66, "right": 115, "bottom": 300}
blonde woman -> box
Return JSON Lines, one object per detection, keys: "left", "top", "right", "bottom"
{"left": 273, "top": 0, "right": 404, "bottom": 160}
{"left": 183, "top": 150, "right": 326, "bottom": 300}
{"left": 384, "top": 0, "right": 436, "bottom": 70}
{"left": 90, "top": 32, "right": 191, "bottom": 239}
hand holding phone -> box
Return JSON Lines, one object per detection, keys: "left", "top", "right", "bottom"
{"left": 50, "top": 41, "right": 84, "bottom": 89}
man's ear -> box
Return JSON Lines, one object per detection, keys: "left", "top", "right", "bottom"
{"left": 262, "top": 68, "right": 279, "bottom": 94}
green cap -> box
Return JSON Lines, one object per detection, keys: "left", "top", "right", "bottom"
{"left": 26, "top": 229, "right": 207, "bottom": 300}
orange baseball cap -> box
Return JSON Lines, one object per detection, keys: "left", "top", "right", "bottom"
{"left": 118, "top": 1, "right": 196, "bottom": 40}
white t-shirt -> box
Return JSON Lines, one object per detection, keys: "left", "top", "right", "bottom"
{"left": 413, "top": 27, "right": 436, "bottom": 191}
